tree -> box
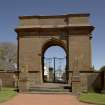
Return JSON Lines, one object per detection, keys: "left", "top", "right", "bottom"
{"left": 0, "top": 42, "right": 17, "bottom": 70}
{"left": 100, "top": 66, "right": 105, "bottom": 71}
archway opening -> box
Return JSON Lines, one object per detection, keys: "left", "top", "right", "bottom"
{"left": 42, "top": 45, "right": 67, "bottom": 84}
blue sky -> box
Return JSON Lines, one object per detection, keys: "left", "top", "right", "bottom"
{"left": 0, "top": 0, "right": 105, "bottom": 70}
{"left": 44, "top": 46, "right": 66, "bottom": 71}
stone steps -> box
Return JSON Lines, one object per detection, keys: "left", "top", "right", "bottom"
{"left": 29, "top": 85, "right": 71, "bottom": 93}
{"left": 26, "top": 91, "right": 72, "bottom": 94}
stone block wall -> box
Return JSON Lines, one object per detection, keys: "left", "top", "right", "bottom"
{"left": 0, "top": 70, "right": 17, "bottom": 87}
{"left": 80, "top": 71, "right": 102, "bottom": 92}
{"left": 28, "top": 72, "right": 42, "bottom": 87}
{"left": 88, "top": 72, "right": 102, "bottom": 92}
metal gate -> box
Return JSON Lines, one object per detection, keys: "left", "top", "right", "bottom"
{"left": 43, "top": 57, "right": 67, "bottom": 83}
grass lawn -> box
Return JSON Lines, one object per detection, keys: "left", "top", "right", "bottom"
{"left": 79, "top": 92, "right": 105, "bottom": 105}
{"left": 0, "top": 88, "right": 17, "bottom": 103}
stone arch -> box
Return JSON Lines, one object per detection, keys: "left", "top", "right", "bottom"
{"left": 42, "top": 38, "right": 67, "bottom": 55}
{"left": 15, "top": 13, "right": 94, "bottom": 93}
{"left": 41, "top": 38, "right": 67, "bottom": 82}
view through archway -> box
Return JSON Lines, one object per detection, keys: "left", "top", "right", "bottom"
{"left": 43, "top": 45, "right": 67, "bottom": 84}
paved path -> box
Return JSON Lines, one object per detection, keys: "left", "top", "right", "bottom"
{"left": 0, "top": 94, "right": 94, "bottom": 105}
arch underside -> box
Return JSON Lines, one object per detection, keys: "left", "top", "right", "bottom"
{"left": 42, "top": 38, "right": 67, "bottom": 54}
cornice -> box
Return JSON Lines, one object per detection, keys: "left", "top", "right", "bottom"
{"left": 15, "top": 26, "right": 94, "bottom": 36}
{"left": 19, "top": 13, "right": 90, "bottom": 19}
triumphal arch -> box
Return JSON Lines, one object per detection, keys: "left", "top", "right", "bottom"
{"left": 15, "top": 13, "right": 94, "bottom": 93}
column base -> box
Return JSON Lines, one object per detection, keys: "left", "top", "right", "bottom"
{"left": 19, "top": 79, "right": 29, "bottom": 92}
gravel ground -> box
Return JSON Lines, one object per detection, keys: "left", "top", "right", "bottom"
{"left": 0, "top": 93, "right": 94, "bottom": 105}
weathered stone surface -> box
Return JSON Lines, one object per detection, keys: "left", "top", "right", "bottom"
{"left": 0, "top": 71, "right": 16, "bottom": 87}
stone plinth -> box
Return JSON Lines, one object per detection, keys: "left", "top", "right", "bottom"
{"left": 72, "top": 75, "right": 81, "bottom": 94}
{"left": 19, "top": 78, "right": 29, "bottom": 92}
{"left": 19, "top": 66, "right": 29, "bottom": 92}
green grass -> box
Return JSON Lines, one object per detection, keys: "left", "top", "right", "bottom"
{"left": 79, "top": 92, "right": 105, "bottom": 105}
{"left": 0, "top": 88, "right": 17, "bottom": 103}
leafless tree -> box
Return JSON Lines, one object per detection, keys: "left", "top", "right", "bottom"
{"left": 0, "top": 42, "right": 17, "bottom": 70}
